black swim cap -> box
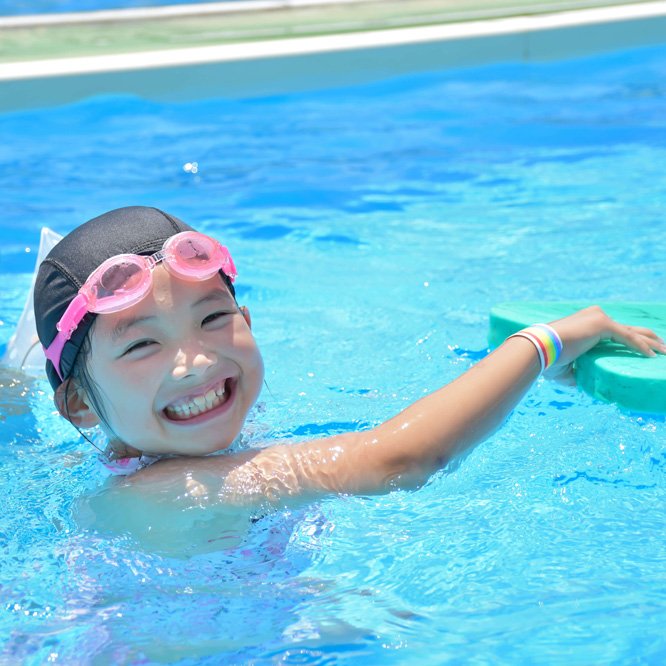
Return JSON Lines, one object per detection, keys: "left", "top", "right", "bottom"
{"left": 34, "top": 206, "right": 235, "bottom": 391}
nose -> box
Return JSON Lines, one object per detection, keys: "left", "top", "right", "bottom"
{"left": 171, "top": 341, "right": 218, "bottom": 380}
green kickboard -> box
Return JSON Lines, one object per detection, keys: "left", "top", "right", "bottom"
{"left": 488, "top": 302, "right": 666, "bottom": 415}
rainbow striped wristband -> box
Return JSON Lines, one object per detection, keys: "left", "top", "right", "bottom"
{"left": 508, "top": 323, "right": 563, "bottom": 372}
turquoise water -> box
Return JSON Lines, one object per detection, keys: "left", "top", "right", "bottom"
{"left": 1, "top": 44, "right": 666, "bottom": 663}
{"left": 0, "top": 0, "right": 242, "bottom": 16}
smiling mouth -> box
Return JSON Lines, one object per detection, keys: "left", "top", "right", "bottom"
{"left": 163, "top": 378, "right": 232, "bottom": 421}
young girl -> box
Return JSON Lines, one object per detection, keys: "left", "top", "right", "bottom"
{"left": 34, "top": 206, "right": 666, "bottom": 505}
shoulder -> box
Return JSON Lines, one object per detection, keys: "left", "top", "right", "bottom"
{"left": 117, "top": 448, "right": 272, "bottom": 505}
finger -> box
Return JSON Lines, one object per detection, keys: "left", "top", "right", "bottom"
{"left": 609, "top": 328, "right": 663, "bottom": 357}
{"left": 629, "top": 329, "right": 666, "bottom": 354}
{"left": 608, "top": 326, "right": 651, "bottom": 356}
{"left": 628, "top": 326, "right": 665, "bottom": 342}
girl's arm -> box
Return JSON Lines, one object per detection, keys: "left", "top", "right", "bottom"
{"left": 225, "top": 306, "right": 665, "bottom": 498}
{"left": 129, "top": 306, "right": 664, "bottom": 503}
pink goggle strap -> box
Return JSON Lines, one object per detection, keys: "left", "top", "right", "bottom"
{"left": 221, "top": 252, "right": 237, "bottom": 282}
{"left": 43, "top": 293, "right": 90, "bottom": 381}
{"left": 42, "top": 236, "right": 237, "bottom": 381}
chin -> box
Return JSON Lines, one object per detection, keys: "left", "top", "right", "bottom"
{"left": 180, "top": 436, "right": 238, "bottom": 457}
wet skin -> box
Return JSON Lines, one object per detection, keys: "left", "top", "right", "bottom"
{"left": 64, "top": 302, "right": 666, "bottom": 511}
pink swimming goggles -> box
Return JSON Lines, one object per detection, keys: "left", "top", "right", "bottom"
{"left": 44, "top": 231, "right": 236, "bottom": 381}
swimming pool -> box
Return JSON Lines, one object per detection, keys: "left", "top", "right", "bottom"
{"left": 1, "top": 40, "right": 665, "bottom": 663}
{"left": 0, "top": 0, "right": 244, "bottom": 15}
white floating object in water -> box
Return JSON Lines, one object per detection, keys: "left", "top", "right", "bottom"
{"left": 2, "top": 227, "right": 63, "bottom": 375}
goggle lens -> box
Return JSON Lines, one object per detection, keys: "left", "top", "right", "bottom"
{"left": 165, "top": 232, "right": 222, "bottom": 280}
{"left": 98, "top": 261, "right": 143, "bottom": 296}
{"left": 45, "top": 231, "right": 237, "bottom": 380}
{"left": 85, "top": 255, "right": 150, "bottom": 314}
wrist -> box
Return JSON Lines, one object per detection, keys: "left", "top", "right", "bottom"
{"left": 507, "top": 323, "right": 563, "bottom": 373}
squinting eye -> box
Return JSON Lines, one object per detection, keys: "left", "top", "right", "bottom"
{"left": 202, "top": 312, "right": 231, "bottom": 326}
{"left": 123, "top": 340, "right": 156, "bottom": 356}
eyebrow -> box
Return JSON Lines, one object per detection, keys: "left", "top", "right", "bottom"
{"left": 109, "top": 288, "right": 234, "bottom": 342}
{"left": 192, "top": 288, "right": 234, "bottom": 308}
{"left": 110, "top": 315, "right": 158, "bottom": 343}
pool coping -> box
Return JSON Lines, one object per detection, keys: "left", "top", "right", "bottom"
{"left": 0, "top": 0, "right": 654, "bottom": 28}
{"left": 2, "top": 0, "right": 666, "bottom": 110}
{"left": 3, "top": 0, "right": 655, "bottom": 65}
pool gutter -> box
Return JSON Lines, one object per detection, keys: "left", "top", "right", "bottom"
{"left": 1, "top": 0, "right": 666, "bottom": 110}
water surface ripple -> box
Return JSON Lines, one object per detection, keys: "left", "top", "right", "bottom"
{"left": 1, "top": 44, "right": 665, "bottom": 664}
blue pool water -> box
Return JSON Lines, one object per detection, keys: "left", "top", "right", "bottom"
{"left": 1, "top": 43, "right": 666, "bottom": 663}
{"left": 0, "top": 0, "right": 241, "bottom": 16}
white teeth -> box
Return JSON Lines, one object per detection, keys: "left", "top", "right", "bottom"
{"left": 164, "top": 380, "right": 229, "bottom": 420}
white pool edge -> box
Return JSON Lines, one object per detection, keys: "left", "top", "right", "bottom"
{"left": 2, "top": 1, "right": 666, "bottom": 110}
{"left": 3, "top": 1, "right": 666, "bottom": 79}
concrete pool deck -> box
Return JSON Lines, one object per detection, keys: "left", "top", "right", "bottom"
{"left": 1, "top": 0, "right": 666, "bottom": 109}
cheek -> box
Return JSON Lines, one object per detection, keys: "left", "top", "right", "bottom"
{"left": 235, "top": 329, "right": 261, "bottom": 363}
{"left": 88, "top": 359, "right": 156, "bottom": 421}
{"left": 243, "top": 342, "right": 265, "bottom": 395}
{"left": 253, "top": 348, "right": 265, "bottom": 385}
{"left": 231, "top": 322, "right": 263, "bottom": 372}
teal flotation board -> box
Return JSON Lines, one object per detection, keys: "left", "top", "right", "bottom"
{"left": 488, "top": 302, "right": 666, "bottom": 415}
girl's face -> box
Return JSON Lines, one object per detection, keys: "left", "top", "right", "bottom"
{"left": 83, "top": 264, "right": 264, "bottom": 456}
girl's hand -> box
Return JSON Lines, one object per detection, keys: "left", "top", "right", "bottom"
{"left": 543, "top": 305, "right": 666, "bottom": 383}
